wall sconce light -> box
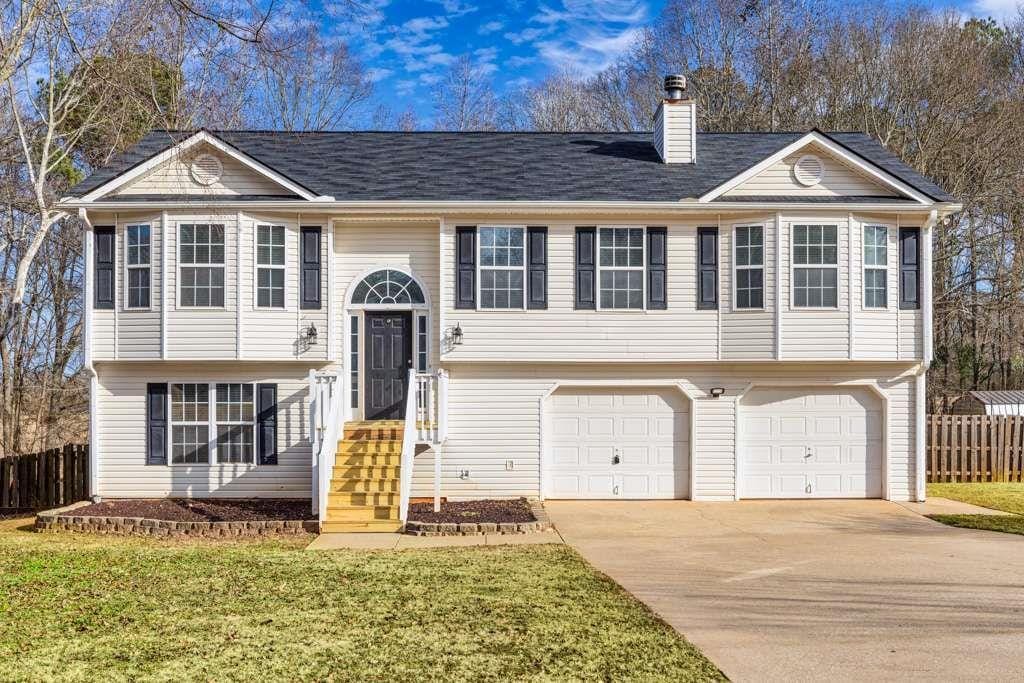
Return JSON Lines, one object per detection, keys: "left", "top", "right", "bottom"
{"left": 451, "top": 323, "right": 464, "bottom": 346}
{"left": 305, "top": 323, "right": 318, "bottom": 345}
{"left": 709, "top": 387, "right": 726, "bottom": 398}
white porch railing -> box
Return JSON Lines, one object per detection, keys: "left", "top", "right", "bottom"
{"left": 310, "top": 368, "right": 450, "bottom": 528}
{"left": 400, "top": 370, "right": 450, "bottom": 521}
{"left": 308, "top": 371, "right": 342, "bottom": 522}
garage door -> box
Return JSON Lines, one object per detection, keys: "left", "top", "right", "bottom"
{"left": 547, "top": 387, "right": 689, "bottom": 499}
{"left": 740, "top": 387, "right": 883, "bottom": 498}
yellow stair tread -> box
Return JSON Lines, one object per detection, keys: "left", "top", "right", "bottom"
{"left": 320, "top": 520, "right": 403, "bottom": 533}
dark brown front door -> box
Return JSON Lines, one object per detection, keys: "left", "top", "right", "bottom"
{"left": 364, "top": 311, "right": 412, "bottom": 420}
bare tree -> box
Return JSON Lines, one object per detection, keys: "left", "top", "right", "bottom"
{"left": 432, "top": 55, "right": 498, "bottom": 131}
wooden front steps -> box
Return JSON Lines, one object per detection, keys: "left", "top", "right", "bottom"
{"left": 323, "top": 420, "right": 405, "bottom": 533}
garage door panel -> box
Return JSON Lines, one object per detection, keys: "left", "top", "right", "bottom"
{"left": 742, "top": 387, "right": 883, "bottom": 499}
{"left": 549, "top": 388, "right": 689, "bottom": 500}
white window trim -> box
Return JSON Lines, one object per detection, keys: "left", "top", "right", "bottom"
{"left": 476, "top": 225, "right": 528, "bottom": 311}
{"left": 176, "top": 223, "right": 227, "bottom": 310}
{"left": 596, "top": 225, "right": 647, "bottom": 311}
{"left": 790, "top": 223, "right": 841, "bottom": 310}
{"left": 732, "top": 224, "right": 766, "bottom": 312}
{"left": 212, "top": 382, "right": 257, "bottom": 465}
{"left": 253, "top": 223, "right": 288, "bottom": 310}
{"left": 862, "top": 224, "right": 889, "bottom": 310}
{"left": 168, "top": 381, "right": 259, "bottom": 467}
{"left": 123, "top": 224, "right": 152, "bottom": 311}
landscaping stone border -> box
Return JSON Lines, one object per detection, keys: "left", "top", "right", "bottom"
{"left": 404, "top": 499, "right": 554, "bottom": 536}
{"left": 35, "top": 501, "right": 317, "bottom": 538}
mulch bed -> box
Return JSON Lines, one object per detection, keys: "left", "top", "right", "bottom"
{"left": 71, "top": 499, "right": 313, "bottom": 522}
{"left": 408, "top": 498, "right": 536, "bottom": 524}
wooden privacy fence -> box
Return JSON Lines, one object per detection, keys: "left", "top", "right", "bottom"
{"left": 0, "top": 444, "right": 89, "bottom": 510}
{"left": 927, "top": 416, "right": 1024, "bottom": 483}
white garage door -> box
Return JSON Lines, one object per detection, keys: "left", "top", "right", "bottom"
{"left": 741, "top": 387, "right": 883, "bottom": 498}
{"left": 547, "top": 387, "right": 689, "bottom": 499}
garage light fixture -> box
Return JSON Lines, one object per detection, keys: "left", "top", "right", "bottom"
{"left": 709, "top": 387, "right": 726, "bottom": 398}
{"left": 451, "top": 323, "right": 464, "bottom": 346}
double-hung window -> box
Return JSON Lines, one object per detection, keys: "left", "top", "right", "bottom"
{"left": 863, "top": 225, "right": 888, "bottom": 308}
{"left": 125, "top": 225, "right": 151, "bottom": 309}
{"left": 478, "top": 226, "right": 525, "bottom": 309}
{"left": 171, "top": 383, "right": 210, "bottom": 464}
{"left": 734, "top": 226, "right": 764, "bottom": 309}
{"left": 179, "top": 224, "right": 225, "bottom": 307}
{"left": 215, "top": 383, "right": 255, "bottom": 464}
{"left": 792, "top": 225, "right": 839, "bottom": 308}
{"left": 256, "top": 225, "right": 286, "bottom": 308}
{"left": 598, "top": 227, "right": 644, "bottom": 309}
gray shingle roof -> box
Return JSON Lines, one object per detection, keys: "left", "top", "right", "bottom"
{"left": 69, "top": 129, "right": 954, "bottom": 203}
{"left": 970, "top": 390, "right": 1024, "bottom": 406}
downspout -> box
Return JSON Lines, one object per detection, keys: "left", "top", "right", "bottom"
{"left": 915, "top": 208, "right": 937, "bottom": 502}
{"left": 78, "top": 208, "right": 100, "bottom": 501}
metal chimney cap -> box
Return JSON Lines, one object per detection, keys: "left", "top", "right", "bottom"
{"left": 664, "top": 74, "right": 687, "bottom": 99}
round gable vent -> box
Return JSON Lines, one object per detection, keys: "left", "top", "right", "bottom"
{"left": 190, "top": 153, "right": 223, "bottom": 186}
{"left": 793, "top": 154, "right": 824, "bottom": 187}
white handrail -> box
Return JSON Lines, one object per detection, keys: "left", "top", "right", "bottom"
{"left": 399, "top": 368, "right": 418, "bottom": 524}
{"left": 308, "top": 371, "right": 341, "bottom": 523}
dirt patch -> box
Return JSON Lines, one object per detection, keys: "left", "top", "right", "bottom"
{"left": 72, "top": 499, "right": 313, "bottom": 522}
{"left": 1, "top": 508, "right": 34, "bottom": 520}
{"left": 408, "top": 498, "right": 536, "bottom": 524}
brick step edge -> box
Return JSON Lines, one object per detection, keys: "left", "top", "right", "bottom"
{"left": 403, "top": 500, "right": 555, "bottom": 537}
{"left": 35, "top": 503, "right": 317, "bottom": 538}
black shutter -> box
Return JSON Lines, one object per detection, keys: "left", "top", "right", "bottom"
{"left": 257, "top": 383, "right": 278, "bottom": 466}
{"left": 455, "top": 226, "right": 476, "bottom": 309}
{"left": 900, "top": 227, "right": 920, "bottom": 310}
{"left": 647, "top": 227, "right": 667, "bottom": 310}
{"left": 146, "top": 383, "right": 168, "bottom": 466}
{"left": 300, "top": 227, "right": 321, "bottom": 309}
{"left": 575, "top": 227, "right": 596, "bottom": 310}
{"left": 527, "top": 226, "right": 548, "bottom": 310}
{"left": 697, "top": 227, "right": 718, "bottom": 310}
{"left": 94, "top": 226, "right": 115, "bottom": 310}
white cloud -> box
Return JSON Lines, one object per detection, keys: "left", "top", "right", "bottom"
{"left": 506, "top": 55, "right": 537, "bottom": 69}
{"left": 522, "top": 1, "right": 651, "bottom": 76}
{"left": 428, "top": 0, "right": 478, "bottom": 17}
{"left": 970, "top": 0, "right": 1023, "bottom": 21}
{"left": 478, "top": 20, "right": 504, "bottom": 35}
{"left": 365, "top": 67, "right": 394, "bottom": 82}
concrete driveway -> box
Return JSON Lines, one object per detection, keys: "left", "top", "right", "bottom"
{"left": 546, "top": 500, "right": 1024, "bottom": 682}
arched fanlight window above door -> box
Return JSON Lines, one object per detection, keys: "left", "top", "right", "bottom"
{"left": 350, "top": 269, "right": 426, "bottom": 305}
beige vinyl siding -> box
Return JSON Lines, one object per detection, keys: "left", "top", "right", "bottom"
{"left": 721, "top": 218, "right": 776, "bottom": 360}
{"left": 94, "top": 362, "right": 318, "bottom": 498}
{"left": 428, "top": 362, "right": 919, "bottom": 502}
{"left": 780, "top": 214, "right": 851, "bottom": 359}
{"left": 899, "top": 310, "right": 923, "bottom": 359}
{"left": 166, "top": 212, "right": 237, "bottom": 359}
{"left": 114, "top": 147, "right": 287, "bottom": 197}
{"left": 724, "top": 144, "right": 896, "bottom": 197}
{"left": 661, "top": 102, "right": 694, "bottom": 164}
{"left": 93, "top": 311, "right": 115, "bottom": 360}
{"left": 117, "top": 217, "right": 161, "bottom": 359}
{"left": 441, "top": 221, "right": 719, "bottom": 362}
{"left": 240, "top": 214, "right": 329, "bottom": 360}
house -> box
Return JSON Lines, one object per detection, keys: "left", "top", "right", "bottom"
{"left": 58, "top": 75, "right": 961, "bottom": 532}
{"left": 951, "top": 391, "right": 1024, "bottom": 416}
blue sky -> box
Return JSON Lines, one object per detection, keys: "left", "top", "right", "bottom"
{"left": 323, "top": 0, "right": 1021, "bottom": 127}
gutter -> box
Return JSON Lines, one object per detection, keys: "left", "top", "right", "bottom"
{"left": 915, "top": 208, "right": 938, "bottom": 502}
{"left": 78, "top": 208, "right": 100, "bottom": 501}
{"left": 57, "top": 198, "right": 963, "bottom": 215}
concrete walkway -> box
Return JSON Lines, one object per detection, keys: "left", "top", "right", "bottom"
{"left": 547, "top": 500, "right": 1024, "bottom": 682}
{"left": 897, "top": 496, "right": 1012, "bottom": 516}
{"left": 306, "top": 530, "right": 562, "bottom": 550}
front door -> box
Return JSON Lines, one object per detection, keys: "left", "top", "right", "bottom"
{"left": 364, "top": 311, "right": 413, "bottom": 420}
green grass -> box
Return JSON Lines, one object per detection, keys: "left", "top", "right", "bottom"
{"left": 0, "top": 519, "right": 723, "bottom": 682}
{"left": 927, "top": 514, "right": 1024, "bottom": 536}
{"left": 927, "top": 482, "right": 1024, "bottom": 514}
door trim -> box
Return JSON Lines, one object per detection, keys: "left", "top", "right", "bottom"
{"left": 363, "top": 311, "right": 413, "bottom": 421}
{"left": 539, "top": 381, "right": 698, "bottom": 502}
{"left": 735, "top": 381, "right": 890, "bottom": 501}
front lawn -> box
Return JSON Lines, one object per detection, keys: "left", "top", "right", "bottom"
{"left": 0, "top": 519, "right": 723, "bottom": 681}
{"left": 927, "top": 482, "right": 1024, "bottom": 514}
{"left": 928, "top": 514, "right": 1024, "bottom": 536}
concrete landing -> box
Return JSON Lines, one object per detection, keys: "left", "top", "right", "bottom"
{"left": 306, "top": 530, "right": 562, "bottom": 550}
